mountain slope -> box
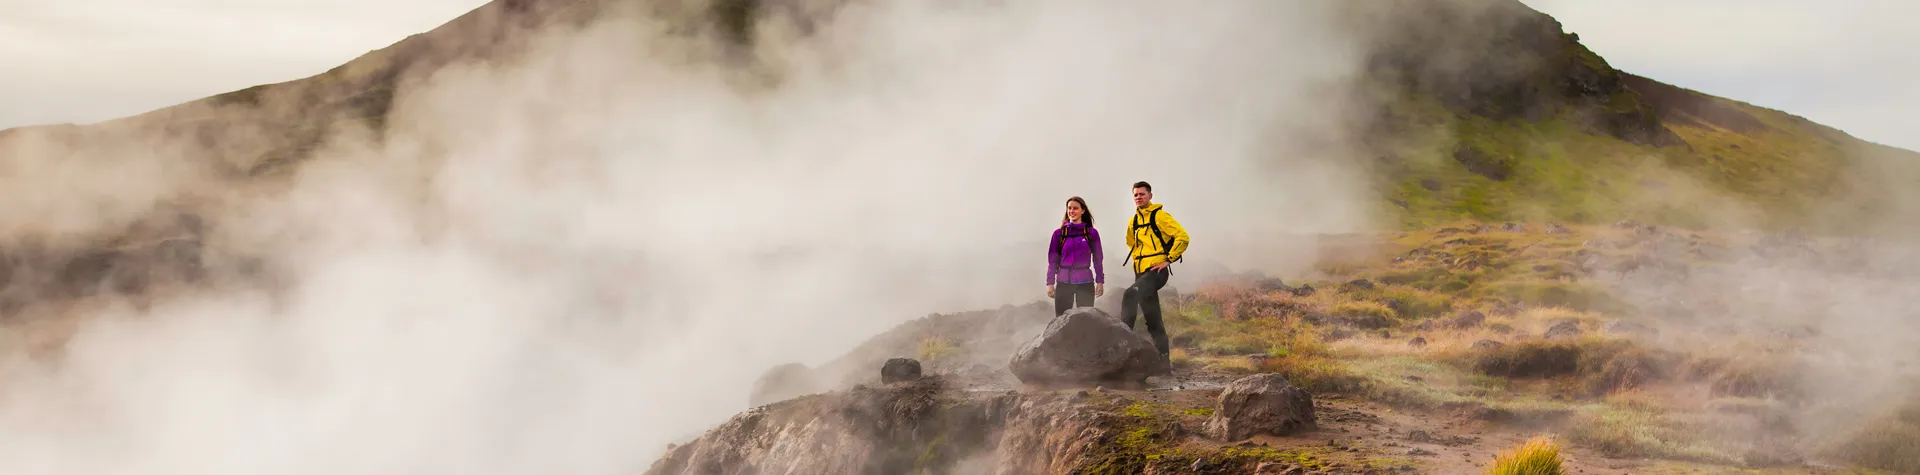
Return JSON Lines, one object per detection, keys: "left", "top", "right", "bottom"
{"left": 4, "top": 0, "right": 1910, "bottom": 229}
{"left": 1340, "top": 0, "right": 1920, "bottom": 235}
{"left": 3, "top": 0, "right": 1912, "bottom": 332}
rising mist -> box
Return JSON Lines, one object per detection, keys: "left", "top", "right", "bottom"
{"left": 0, "top": 1, "right": 1390, "bottom": 473}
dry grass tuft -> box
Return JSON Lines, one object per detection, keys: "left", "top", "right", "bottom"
{"left": 1484, "top": 435, "right": 1564, "bottom": 475}
{"left": 1330, "top": 300, "right": 1398, "bottom": 320}
{"left": 916, "top": 336, "right": 958, "bottom": 362}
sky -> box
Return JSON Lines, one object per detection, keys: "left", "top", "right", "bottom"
{"left": 0, "top": 0, "right": 1914, "bottom": 151}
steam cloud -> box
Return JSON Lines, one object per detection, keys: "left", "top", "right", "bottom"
{"left": 9, "top": 0, "right": 1915, "bottom": 472}
{"left": 0, "top": 1, "right": 1387, "bottom": 473}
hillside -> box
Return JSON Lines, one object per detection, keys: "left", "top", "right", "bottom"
{"left": 1, "top": 0, "right": 1918, "bottom": 473}
{"left": 713, "top": 221, "right": 1919, "bottom": 474}
{"left": 2, "top": 0, "right": 1915, "bottom": 320}
{"left": 1339, "top": 0, "right": 1920, "bottom": 235}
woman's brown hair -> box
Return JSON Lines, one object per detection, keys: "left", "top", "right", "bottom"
{"left": 1063, "top": 196, "right": 1094, "bottom": 227}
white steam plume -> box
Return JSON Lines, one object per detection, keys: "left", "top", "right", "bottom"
{"left": 0, "top": 0, "right": 1386, "bottom": 473}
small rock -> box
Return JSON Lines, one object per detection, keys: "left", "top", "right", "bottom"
{"left": 1544, "top": 320, "right": 1583, "bottom": 339}
{"left": 1471, "top": 339, "right": 1505, "bottom": 350}
{"left": 1545, "top": 223, "right": 1569, "bottom": 234}
{"left": 1501, "top": 222, "right": 1524, "bottom": 232}
{"left": 1255, "top": 277, "right": 1290, "bottom": 293}
{"left": 1450, "top": 311, "right": 1486, "bottom": 328}
{"left": 881, "top": 357, "right": 922, "bottom": 383}
{"left": 1408, "top": 430, "right": 1432, "bottom": 443}
{"left": 1408, "top": 447, "right": 1437, "bottom": 456}
{"left": 1254, "top": 462, "right": 1304, "bottom": 475}
{"left": 1290, "top": 284, "right": 1316, "bottom": 297}
{"left": 1205, "top": 373, "right": 1317, "bottom": 441}
{"left": 1342, "top": 279, "right": 1375, "bottom": 291}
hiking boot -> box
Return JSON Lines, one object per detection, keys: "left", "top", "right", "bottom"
{"left": 1148, "top": 354, "right": 1174, "bottom": 377}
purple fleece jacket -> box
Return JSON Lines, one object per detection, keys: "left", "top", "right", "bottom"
{"left": 1047, "top": 221, "right": 1105, "bottom": 285}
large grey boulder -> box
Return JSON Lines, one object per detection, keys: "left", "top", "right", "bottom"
{"left": 1203, "top": 373, "right": 1317, "bottom": 441}
{"left": 1007, "top": 307, "right": 1161, "bottom": 386}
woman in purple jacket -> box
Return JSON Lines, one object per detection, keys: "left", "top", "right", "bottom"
{"left": 1048, "top": 196, "right": 1106, "bottom": 316}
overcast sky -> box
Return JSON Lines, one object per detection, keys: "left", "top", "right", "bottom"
{"left": 1, "top": 0, "right": 1914, "bottom": 151}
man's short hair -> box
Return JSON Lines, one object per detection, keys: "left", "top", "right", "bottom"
{"left": 1132, "top": 181, "right": 1152, "bottom": 193}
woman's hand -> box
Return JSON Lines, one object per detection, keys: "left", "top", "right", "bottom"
{"left": 1095, "top": 283, "right": 1105, "bottom": 297}
{"left": 1047, "top": 284, "right": 1055, "bottom": 298}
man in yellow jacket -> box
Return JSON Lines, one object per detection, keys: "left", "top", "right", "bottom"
{"left": 1122, "top": 181, "right": 1189, "bottom": 375}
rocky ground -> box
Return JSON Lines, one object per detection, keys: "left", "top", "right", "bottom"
{"left": 670, "top": 318, "right": 1888, "bottom": 474}
{"left": 663, "top": 221, "right": 1920, "bottom": 475}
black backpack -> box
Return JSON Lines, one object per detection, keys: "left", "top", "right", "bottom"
{"left": 1124, "top": 208, "right": 1182, "bottom": 268}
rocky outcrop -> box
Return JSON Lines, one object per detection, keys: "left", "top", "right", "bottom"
{"left": 1544, "top": 320, "right": 1583, "bottom": 339}
{"left": 1347, "top": 0, "right": 1684, "bottom": 148}
{"left": 1203, "top": 374, "right": 1317, "bottom": 441}
{"left": 1008, "top": 307, "right": 1163, "bottom": 386}
{"left": 648, "top": 376, "right": 1014, "bottom": 475}
{"left": 652, "top": 377, "right": 1336, "bottom": 475}
{"left": 744, "top": 303, "right": 1049, "bottom": 406}
{"left": 882, "top": 358, "right": 922, "bottom": 383}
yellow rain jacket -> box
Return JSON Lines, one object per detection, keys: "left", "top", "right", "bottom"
{"left": 1124, "top": 203, "right": 1190, "bottom": 274}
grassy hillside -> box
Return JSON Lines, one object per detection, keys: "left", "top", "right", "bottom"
{"left": 1162, "top": 222, "right": 1920, "bottom": 473}
{"left": 1342, "top": 0, "right": 1920, "bottom": 235}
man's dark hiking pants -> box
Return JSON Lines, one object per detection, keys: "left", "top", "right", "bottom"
{"left": 1121, "top": 267, "right": 1172, "bottom": 366}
